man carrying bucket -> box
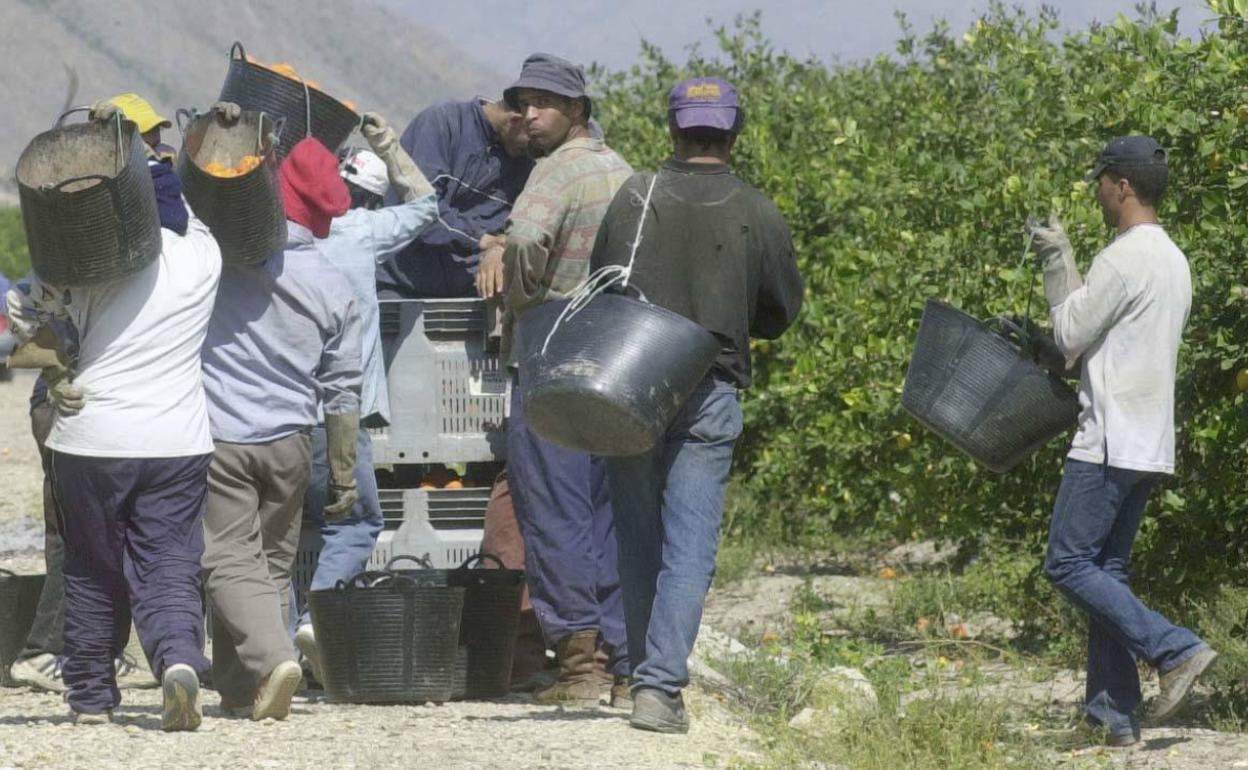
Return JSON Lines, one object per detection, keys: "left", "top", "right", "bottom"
{"left": 489, "top": 53, "right": 634, "bottom": 708}
{"left": 199, "top": 127, "right": 363, "bottom": 722}
{"left": 588, "top": 77, "right": 803, "bottom": 733}
{"left": 1029, "top": 137, "right": 1215, "bottom": 746}
{"left": 5, "top": 105, "right": 224, "bottom": 730}
{"left": 290, "top": 115, "right": 440, "bottom": 684}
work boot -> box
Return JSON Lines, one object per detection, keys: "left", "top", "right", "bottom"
{"left": 606, "top": 675, "right": 633, "bottom": 709}
{"left": 1147, "top": 645, "right": 1218, "bottom": 726}
{"left": 70, "top": 709, "right": 114, "bottom": 725}
{"left": 160, "top": 663, "right": 202, "bottom": 732}
{"left": 116, "top": 652, "right": 158, "bottom": 690}
{"left": 294, "top": 624, "right": 325, "bottom": 687}
{"left": 630, "top": 687, "right": 689, "bottom": 734}
{"left": 534, "top": 629, "right": 600, "bottom": 708}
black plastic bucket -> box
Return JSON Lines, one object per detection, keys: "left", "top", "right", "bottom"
{"left": 308, "top": 570, "right": 464, "bottom": 704}
{"left": 902, "top": 299, "right": 1080, "bottom": 473}
{"left": 217, "top": 42, "right": 360, "bottom": 159}
{"left": 16, "top": 109, "right": 161, "bottom": 286}
{"left": 384, "top": 554, "right": 524, "bottom": 700}
{"left": 177, "top": 107, "right": 286, "bottom": 264}
{"left": 515, "top": 292, "right": 720, "bottom": 456}
{"left": 0, "top": 569, "right": 46, "bottom": 686}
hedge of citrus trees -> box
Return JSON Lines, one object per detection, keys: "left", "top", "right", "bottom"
{"left": 593, "top": 4, "right": 1248, "bottom": 602}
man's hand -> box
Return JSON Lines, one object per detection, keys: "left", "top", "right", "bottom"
{"left": 1028, "top": 214, "right": 1074, "bottom": 269}
{"left": 478, "top": 233, "right": 506, "bottom": 252}
{"left": 88, "top": 100, "right": 121, "bottom": 123}
{"left": 213, "top": 101, "right": 242, "bottom": 125}
{"left": 476, "top": 246, "right": 506, "bottom": 299}
{"left": 43, "top": 367, "right": 85, "bottom": 416}
{"left": 361, "top": 112, "right": 397, "bottom": 156}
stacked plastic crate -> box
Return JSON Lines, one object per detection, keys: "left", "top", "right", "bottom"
{"left": 292, "top": 298, "right": 506, "bottom": 601}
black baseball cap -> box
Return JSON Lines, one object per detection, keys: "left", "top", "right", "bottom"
{"left": 1085, "top": 136, "right": 1168, "bottom": 182}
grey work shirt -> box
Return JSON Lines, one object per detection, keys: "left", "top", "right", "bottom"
{"left": 201, "top": 222, "right": 363, "bottom": 444}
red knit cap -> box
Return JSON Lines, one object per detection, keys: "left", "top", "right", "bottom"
{"left": 280, "top": 138, "right": 350, "bottom": 238}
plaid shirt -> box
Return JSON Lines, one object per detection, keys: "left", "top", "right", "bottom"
{"left": 502, "top": 137, "right": 632, "bottom": 359}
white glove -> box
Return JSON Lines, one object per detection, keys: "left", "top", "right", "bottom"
{"left": 213, "top": 101, "right": 242, "bottom": 125}
{"left": 362, "top": 112, "right": 433, "bottom": 202}
{"left": 361, "top": 112, "right": 397, "bottom": 155}
{"left": 88, "top": 100, "right": 121, "bottom": 123}
{"left": 1029, "top": 215, "right": 1083, "bottom": 307}
{"left": 44, "top": 367, "right": 85, "bottom": 416}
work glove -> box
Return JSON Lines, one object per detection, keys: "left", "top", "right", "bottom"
{"left": 88, "top": 100, "right": 121, "bottom": 123}
{"left": 1028, "top": 214, "right": 1083, "bottom": 308}
{"left": 361, "top": 112, "right": 434, "bottom": 202}
{"left": 43, "top": 366, "right": 86, "bottom": 416}
{"left": 323, "top": 412, "right": 360, "bottom": 522}
{"left": 9, "top": 326, "right": 85, "bottom": 415}
{"left": 212, "top": 101, "right": 242, "bottom": 125}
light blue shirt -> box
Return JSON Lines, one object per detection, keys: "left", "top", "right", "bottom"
{"left": 322, "top": 194, "right": 438, "bottom": 424}
{"left": 201, "top": 222, "right": 363, "bottom": 444}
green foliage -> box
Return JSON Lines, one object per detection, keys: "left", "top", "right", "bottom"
{"left": 594, "top": 5, "right": 1248, "bottom": 604}
{"left": 0, "top": 208, "right": 30, "bottom": 280}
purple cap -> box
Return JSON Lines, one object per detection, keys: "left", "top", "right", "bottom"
{"left": 668, "top": 77, "right": 741, "bottom": 132}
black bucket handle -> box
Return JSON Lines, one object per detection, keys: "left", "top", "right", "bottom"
{"left": 174, "top": 107, "right": 198, "bottom": 140}
{"left": 229, "top": 41, "right": 247, "bottom": 62}
{"left": 383, "top": 554, "right": 435, "bottom": 572}
{"left": 0, "top": 567, "right": 16, "bottom": 578}
{"left": 47, "top": 173, "right": 112, "bottom": 195}
{"left": 54, "top": 106, "right": 93, "bottom": 128}
{"left": 457, "top": 553, "right": 505, "bottom": 571}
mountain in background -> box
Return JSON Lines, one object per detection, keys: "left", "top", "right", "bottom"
{"left": 0, "top": 0, "right": 506, "bottom": 203}
{"left": 382, "top": 0, "right": 1205, "bottom": 73}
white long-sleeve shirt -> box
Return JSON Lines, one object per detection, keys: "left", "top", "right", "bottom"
{"left": 1048, "top": 223, "right": 1191, "bottom": 474}
{"left": 7, "top": 215, "right": 223, "bottom": 458}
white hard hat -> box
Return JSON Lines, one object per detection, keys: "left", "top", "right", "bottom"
{"left": 340, "top": 149, "right": 389, "bottom": 197}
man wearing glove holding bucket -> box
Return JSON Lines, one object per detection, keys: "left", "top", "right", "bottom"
{"left": 199, "top": 106, "right": 363, "bottom": 721}
{"left": 1031, "top": 136, "right": 1215, "bottom": 746}
{"left": 290, "top": 113, "right": 440, "bottom": 683}
{"left": 588, "top": 77, "right": 803, "bottom": 733}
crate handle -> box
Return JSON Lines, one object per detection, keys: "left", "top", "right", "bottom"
{"left": 457, "top": 553, "right": 504, "bottom": 571}
{"left": 383, "top": 554, "right": 435, "bottom": 571}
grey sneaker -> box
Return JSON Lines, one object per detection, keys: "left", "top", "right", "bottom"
{"left": 629, "top": 687, "right": 689, "bottom": 734}
{"left": 9, "top": 653, "right": 66, "bottom": 693}
{"left": 71, "top": 709, "right": 113, "bottom": 725}
{"left": 294, "top": 624, "right": 325, "bottom": 686}
{"left": 1147, "top": 646, "right": 1218, "bottom": 726}
{"left": 116, "top": 653, "right": 158, "bottom": 690}
{"left": 252, "top": 660, "right": 302, "bottom": 721}
{"left": 160, "top": 664, "right": 202, "bottom": 732}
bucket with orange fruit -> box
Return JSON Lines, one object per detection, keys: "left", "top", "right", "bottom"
{"left": 176, "top": 105, "right": 287, "bottom": 264}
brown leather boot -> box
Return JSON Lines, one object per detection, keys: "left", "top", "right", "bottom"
{"left": 535, "top": 629, "right": 600, "bottom": 708}
{"left": 608, "top": 675, "right": 633, "bottom": 709}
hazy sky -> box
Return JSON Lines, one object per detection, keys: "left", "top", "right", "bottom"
{"left": 385, "top": 0, "right": 1209, "bottom": 76}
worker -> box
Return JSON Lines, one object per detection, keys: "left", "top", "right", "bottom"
{"left": 486, "top": 52, "right": 634, "bottom": 708}
{"left": 198, "top": 115, "right": 363, "bottom": 722}
{"left": 589, "top": 77, "right": 803, "bottom": 733}
{"left": 291, "top": 114, "right": 439, "bottom": 683}
{"left": 377, "top": 96, "right": 532, "bottom": 298}
{"left": 5, "top": 103, "right": 224, "bottom": 730}
{"left": 1031, "top": 137, "right": 1215, "bottom": 746}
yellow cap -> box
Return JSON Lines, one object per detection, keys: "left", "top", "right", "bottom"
{"left": 106, "top": 93, "right": 172, "bottom": 134}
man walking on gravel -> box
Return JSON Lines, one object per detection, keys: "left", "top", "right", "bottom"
{"left": 5, "top": 106, "right": 222, "bottom": 730}
{"left": 588, "top": 77, "right": 803, "bottom": 733}
{"left": 484, "top": 53, "right": 634, "bottom": 707}
{"left": 1030, "top": 136, "right": 1216, "bottom": 747}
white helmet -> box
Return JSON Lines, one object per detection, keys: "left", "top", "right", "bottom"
{"left": 340, "top": 149, "right": 389, "bottom": 198}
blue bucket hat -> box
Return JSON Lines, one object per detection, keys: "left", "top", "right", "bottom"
{"left": 504, "top": 53, "right": 591, "bottom": 116}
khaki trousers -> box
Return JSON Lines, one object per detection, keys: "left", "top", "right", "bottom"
{"left": 202, "top": 432, "right": 311, "bottom": 704}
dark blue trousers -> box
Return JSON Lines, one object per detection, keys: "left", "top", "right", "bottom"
{"left": 507, "top": 377, "right": 628, "bottom": 675}
{"left": 49, "top": 450, "right": 212, "bottom": 714}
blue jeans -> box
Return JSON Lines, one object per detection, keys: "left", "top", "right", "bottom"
{"left": 1045, "top": 460, "right": 1206, "bottom": 734}
{"left": 606, "top": 377, "right": 742, "bottom": 696}
{"left": 296, "top": 425, "right": 384, "bottom": 627}
{"left": 507, "top": 375, "right": 628, "bottom": 675}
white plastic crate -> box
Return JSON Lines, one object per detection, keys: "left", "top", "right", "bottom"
{"left": 371, "top": 298, "right": 507, "bottom": 465}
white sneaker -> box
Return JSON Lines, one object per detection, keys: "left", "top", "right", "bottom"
{"left": 116, "top": 653, "right": 158, "bottom": 690}
{"left": 9, "top": 653, "right": 66, "bottom": 693}
{"left": 70, "top": 709, "right": 113, "bottom": 725}
{"left": 160, "top": 664, "right": 202, "bottom": 732}
{"left": 252, "top": 660, "right": 302, "bottom": 721}
{"left": 294, "top": 624, "right": 325, "bottom": 686}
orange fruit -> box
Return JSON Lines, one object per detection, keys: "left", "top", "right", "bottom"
{"left": 445, "top": 480, "right": 464, "bottom": 490}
